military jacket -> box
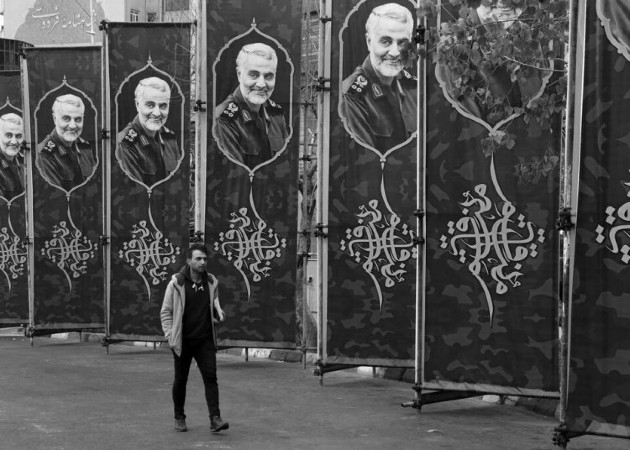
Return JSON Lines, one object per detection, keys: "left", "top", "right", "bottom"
{"left": 36, "top": 130, "right": 95, "bottom": 192}
{"left": 0, "top": 151, "right": 24, "bottom": 200}
{"left": 214, "top": 88, "right": 288, "bottom": 169}
{"left": 116, "top": 115, "right": 180, "bottom": 186}
{"left": 340, "top": 57, "right": 417, "bottom": 150}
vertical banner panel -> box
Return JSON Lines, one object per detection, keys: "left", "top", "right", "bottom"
{"left": 25, "top": 47, "right": 104, "bottom": 332}
{"left": 567, "top": 0, "right": 630, "bottom": 438}
{"left": 326, "top": 0, "right": 418, "bottom": 366}
{"left": 423, "top": 2, "right": 560, "bottom": 393}
{"left": 0, "top": 70, "right": 28, "bottom": 327}
{"left": 106, "top": 23, "right": 191, "bottom": 340}
{"left": 205, "top": 1, "right": 301, "bottom": 348}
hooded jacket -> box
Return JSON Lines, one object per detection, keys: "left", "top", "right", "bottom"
{"left": 160, "top": 266, "right": 221, "bottom": 356}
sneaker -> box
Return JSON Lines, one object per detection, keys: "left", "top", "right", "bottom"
{"left": 210, "top": 416, "right": 229, "bottom": 432}
{"left": 174, "top": 418, "right": 187, "bottom": 432}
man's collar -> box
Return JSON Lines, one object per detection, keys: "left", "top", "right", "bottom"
{"left": 233, "top": 88, "right": 271, "bottom": 123}
{"left": 361, "top": 56, "right": 406, "bottom": 98}
{"left": 132, "top": 115, "right": 165, "bottom": 146}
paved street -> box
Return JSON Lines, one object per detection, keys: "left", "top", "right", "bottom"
{"left": 0, "top": 334, "right": 626, "bottom": 450}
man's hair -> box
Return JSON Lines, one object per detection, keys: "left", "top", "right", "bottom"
{"left": 236, "top": 42, "right": 278, "bottom": 70}
{"left": 0, "top": 113, "right": 23, "bottom": 128}
{"left": 365, "top": 3, "right": 414, "bottom": 36}
{"left": 135, "top": 77, "right": 171, "bottom": 100}
{"left": 52, "top": 94, "right": 85, "bottom": 115}
{"left": 187, "top": 242, "right": 208, "bottom": 259}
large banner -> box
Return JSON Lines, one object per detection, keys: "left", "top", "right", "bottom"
{"left": 105, "top": 23, "right": 191, "bottom": 340}
{"left": 24, "top": 46, "right": 104, "bottom": 332}
{"left": 567, "top": 0, "right": 630, "bottom": 438}
{"left": 0, "top": 70, "right": 28, "bottom": 327}
{"left": 205, "top": 1, "right": 301, "bottom": 348}
{"left": 324, "top": 0, "right": 418, "bottom": 367}
{"left": 422, "top": 1, "right": 560, "bottom": 394}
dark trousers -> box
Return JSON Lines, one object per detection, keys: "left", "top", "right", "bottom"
{"left": 172, "top": 337, "right": 220, "bottom": 420}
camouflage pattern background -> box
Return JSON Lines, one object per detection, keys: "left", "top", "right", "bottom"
{"left": 566, "top": 0, "right": 630, "bottom": 438}
{"left": 0, "top": 70, "right": 28, "bottom": 327}
{"left": 106, "top": 23, "right": 190, "bottom": 340}
{"left": 25, "top": 46, "right": 104, "bottom": 331}
{"left": 204, "top": 0, "right": 300, "bottom": 348}
{"left": 423, "top": 6, "right": 560, "bottom": 392}
{"left": 0, "top": 71, "right": 22, "bottom": 111}
{"left": 325, "top": 0, "right": 418, "bottom": 366}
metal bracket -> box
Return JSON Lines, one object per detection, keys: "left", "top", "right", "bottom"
{"left": 21, "top": 236, "right": 33, "bottom": 248}
{"left": 192, "top": 230, "right": 204, "bottom": 243}
{"left": 98, "top": 235, "right": 109, "bottom": 247}
{"left": 413, "top": 24, "right": 426, "bottom": 46}
{"left": 299, "top": 155, "right": 313, "bottom": 162}
{"left": 412, "top": 236, "right": 425, "bottom": 246}
{"left": 99, "top": 129, "right": 109, "bottom": 140}
{"left": 193, "top": 99, "right": 207, "bottom": 112}
{"left": 319, "top": 16, "right": 332, "bottom": 23}
{"left": 99, "top": 20, "right": 109, "bottom": 31}
{"left": 316, "top": 77, "right": 331, "bottom": 92}
{"left": 314, "top": 223, "right": 328, "bottom": 238}
{"left": 413, "top": 209, "right": 425, "bottom": 218}
{"left": 555, "top": 207, "right": 573, "bottom": 232}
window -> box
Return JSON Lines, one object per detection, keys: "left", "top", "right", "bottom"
{"left": 147, "top": 12, "right": 158, "bottom": 22}
{"left": 164, "top": 0, "right": 188, "bottom": 12}
{"left": 130, "top": 9, "right": 139, "bottom": 22}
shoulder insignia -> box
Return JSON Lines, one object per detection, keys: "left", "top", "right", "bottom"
{"left": 349, "top": 74, "right": 369, "bottom": 95}
{"left": 44, "top": 139, "right": 57, "bottom": 152}
{"left": 401, "top": 69, "right": 417, "bottom": 82}
{"left": 221, "top": 102, "right": 239, "bottom": 120}
{"left": 78, "top": 137, "right": 88, "bottom": 144}
{"left": 267, "top": 99, "right": 282, "bottom": 109}
{"left": 124, "top": 128, "right": 138, "bottom": 144}
{"left": 163, "top": 126, "right": 175, "bottom": 135}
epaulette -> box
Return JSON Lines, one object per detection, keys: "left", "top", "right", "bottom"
{"left": 78, "top": 137, "right": 88, "bottom": 145}
{"left": 401, "top": 69, "right": 418, "bottom": 82}
{"left": 267, "top": 99, "right": 282, "bottom": 110}
{"left": 43, "top": 139, "right": 57, "bottom": 153}
{"left": 163, "top": 126, "right": 175, "bottom": 135}
{"left": 123, "top": 127, "right": 138, "bottom": 144}
{"left": 348, "top": 74, "right": 369, "bottom": 95}
{"left": 220, "top": 102, "right": 239, "bottom": 120}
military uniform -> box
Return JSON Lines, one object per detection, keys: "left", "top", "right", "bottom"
{"left": 340, "top": 57, "right": 417, "bottom": 151}
{"left": 0, "top": 152, "right": 24, "bottom": 200}
{"left": 116, "top": 115, "right": 180, "bottom": 186}
{"left": 36, "top": 130, "right": 95, "bottom": 192}
{"left": 214, "top": 88, "right": 288, "bottom": 169}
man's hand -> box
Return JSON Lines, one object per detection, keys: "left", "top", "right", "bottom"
{"left": 215, "top": 307, "right": 226, "bottom": 322}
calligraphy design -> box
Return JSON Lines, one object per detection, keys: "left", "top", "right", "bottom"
{"left": 214, "top": 207, "right": 287, "bottom": 300}
{"left": 119, "top": 219, "right": 181, "bottom": 303}
{"left": 41, "top": 220, "right": 98, "bottom": 291}
{"left": 340, "top": 199, "right": 417, "bottom": 309}
{"left": 32, "top": 5, "right": 97, "bottom": 36}
{"left": 595, "top": 178, "right": 630, "bottom": 263}
{"left": 0, "top": 222, "right": 27, "bottom": 294}
{"left": 440, "top": 180, "right": 545, "bottom": 324}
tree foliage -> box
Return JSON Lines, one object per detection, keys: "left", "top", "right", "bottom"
{"left": 418, "top": 0, "right": 569, "bottom": 176}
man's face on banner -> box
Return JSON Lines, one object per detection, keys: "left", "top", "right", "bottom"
{"left": 0, "top": 120, "right": 24, "bottom": 158}
{"left": 137, "top": 86, "right": 170, "bottom": 132}
{"left": 366, "top": 16, "right": 412, "bottom": 80}
{"left": 237, "top": 53, "right": 277, "bottom": 106}
{"left": 53, "top": 102, "right": 84, "bottom": 146}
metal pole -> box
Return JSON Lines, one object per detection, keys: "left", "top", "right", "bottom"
{"left": 20, "top": 52, "right": 35, "bottom": 346}
{"left": 102, "top": 21, "right": 112, "bottom": 353}
{"left": 554, "top": 0, "right": 584, "bottom": 447}
{"left": 194, "top": 0, "right": 207, "bottom": 239}
{"left": 315, "top": 0, "right": 330, "bottom": 386}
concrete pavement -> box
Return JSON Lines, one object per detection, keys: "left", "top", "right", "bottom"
{"left": 0, "top": 334, "right": 626, "bottom": 450}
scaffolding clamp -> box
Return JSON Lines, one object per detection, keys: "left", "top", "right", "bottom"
{"left": 99, "top": 129, "right": 109, "bottom": 140}
{"left": 316, "top": 77, "right": 331, "bottom": 92}
{"left": 412, "top": 236, "right": 425, "bottom": 246}
{"left": 192, "top": 230, "right": 205, "bottom": 243}
{"left": 412, "top": 209, "right": 425, "bottom": 218}
{"left": 413, "top": 24, "right": 426, "bottom": 46}
{"left": 99, "top": 20, "right": 109, "bottom": 31}
{"left": 193, "top": 99, "right": 207, "bottom": 112}
{"left": 314, "top": 223, "right": 328, "bottom": 238}
{"left": 98, "top": 235, "right": 109, "bottom": 246}
{"left": 555, "top": 207, "right": 573, "bottom": 232}
{"left": 319, "top": 16, "right": 332, "bottom": 24}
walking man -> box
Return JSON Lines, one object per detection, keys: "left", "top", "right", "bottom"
{"left": 160, "top": 243, "right": 229, "bottom": 432}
